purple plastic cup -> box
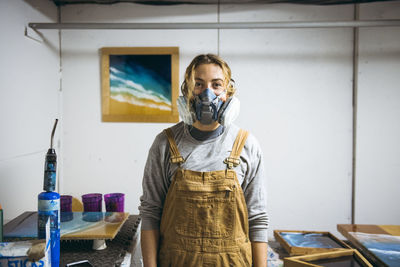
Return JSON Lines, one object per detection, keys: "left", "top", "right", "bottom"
{"left": 60, "top": 195, "right": 73, "bottom": 222}
{"left": 104, "top": 193, "right": 125, "bottom": 212}
{"left": 82, "top": 193, "right": 102, "bottom": 212}
{"left": 60, "top": 195, "right": 72, "bottom": 212}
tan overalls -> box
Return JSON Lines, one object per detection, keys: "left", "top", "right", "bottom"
{"left": 158, "top": 128, "right": 252, "bottom": 267}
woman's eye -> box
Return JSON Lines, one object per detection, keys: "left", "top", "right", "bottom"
{"left": 213, "top": 83, "right": 223, "bottom": 88}
{"left": 194, "top": 82, "right": 202, "bottom": 88}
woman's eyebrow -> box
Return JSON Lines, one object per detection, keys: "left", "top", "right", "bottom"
{"left": 194, "top": 77, "right": 223, "bottom": 81}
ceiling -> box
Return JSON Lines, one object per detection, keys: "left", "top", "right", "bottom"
{"left": 51, "top": 0, "right": 397, "bottom": 6}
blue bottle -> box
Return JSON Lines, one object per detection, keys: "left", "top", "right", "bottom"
{"left": 38, "top": 119, "right": 60, "bottom": 267}
{"left": 38, "top": 191, "right": 60, "bottom": 267}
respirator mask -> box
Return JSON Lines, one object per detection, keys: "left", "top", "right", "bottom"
{"left": 177, "top": 88, "right": 240, "bottom": 126}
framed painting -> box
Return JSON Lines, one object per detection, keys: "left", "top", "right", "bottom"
{"left": 101, "top": 47, "right": 179, "bottom": 122}
{"left": 274, "top": 230, "right": 351, "bottom": 256}
{"left": 338, "top": 224, "right": 400, "bottom": 267}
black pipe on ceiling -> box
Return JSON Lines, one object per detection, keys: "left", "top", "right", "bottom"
{"left": 51, "top": 0, "right": 399, "bottom": 6}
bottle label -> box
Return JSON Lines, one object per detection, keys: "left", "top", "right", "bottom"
{"left": 38, "top": 199, "right": 60, "bottom": 238}
{"left": 38, "top": 198, "right": 59, "bottom": 211}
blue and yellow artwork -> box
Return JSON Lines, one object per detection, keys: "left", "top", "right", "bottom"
{"left": 109, "top": 54, "right": 173, "bottom": 116}
{"left": 4, "top": 212, "right": 129, "bottom": 240}
{"left": 280, "top": 232, "right": 344, "bottom": 249}
{"left": 349, "top": 232, "right": 400, "bottom": 267}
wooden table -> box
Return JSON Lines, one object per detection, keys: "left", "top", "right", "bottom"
{"left": 4, "top": 211, "right": 129, "bottom": 240}
{"left": 337, "top": 224, "right": 400, "bottom": 267}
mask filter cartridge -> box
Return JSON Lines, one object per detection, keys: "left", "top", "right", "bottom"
{"left": 193, "top": 88, "right": 223, "bottom": 125}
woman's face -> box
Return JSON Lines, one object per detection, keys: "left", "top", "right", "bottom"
{"left": 192, "top": 64, "right": 226, "bottom": 99}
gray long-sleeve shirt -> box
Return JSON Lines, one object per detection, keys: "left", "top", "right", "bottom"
{"left": 139, "top": 122, "right": 269, "bottom": 242}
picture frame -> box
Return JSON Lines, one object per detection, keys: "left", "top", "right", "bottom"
{"left": 101, "top": 47, "right": 179, "bottom": 122}
{"left": 284, "top": 249, "right": 373, "bottom": 267}
{"left": 274, "top": 230, "right": 351, "bottom": 256}
{"left": 337, "top": 224, "right": 400, "bottom": 267}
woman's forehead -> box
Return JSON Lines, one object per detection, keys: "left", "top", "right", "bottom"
{"left": 194, "top": 64, "right": 224, "bottom": 79}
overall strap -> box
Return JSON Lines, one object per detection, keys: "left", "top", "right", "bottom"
{"left": 163, "top": 128, "right": 185, "bottom": 165}
{"left": 224, "top": 129, "right": 249, "bottom": 169}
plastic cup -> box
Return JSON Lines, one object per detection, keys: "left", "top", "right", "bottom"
{"left": 82, "top": 193, "right": 102, "bottom": 212}
{"left": 82, "top": 193, "right": 103, "bottom": 222}
{"left": 104, "top": 193, "right": 125, "bottom": 212}
{"left": 60, "top": 195, "right": 73, "bottom": 222}
{"left": 60, "top": 195, "right": 72, "bottom": 212}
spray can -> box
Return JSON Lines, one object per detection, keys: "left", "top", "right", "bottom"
{"left": 38, "top": 191, "right": 60, "bottom": 267}
{"left": 38, "top": 119, "right": 60, "bottom": 267}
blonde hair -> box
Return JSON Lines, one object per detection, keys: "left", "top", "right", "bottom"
{"left": 181, "top": 54, "right": 236, "bottom": 103}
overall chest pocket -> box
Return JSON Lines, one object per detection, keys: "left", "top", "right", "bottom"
{"left": 174, "top": 182, "right": 236, "bottom": 238}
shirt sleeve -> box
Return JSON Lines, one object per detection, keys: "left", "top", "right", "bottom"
{"left": 138, "top": 132, "right": 170, "bottom": 231}
{"left": 242, "top": 134, "right": 269, "bottom": 243}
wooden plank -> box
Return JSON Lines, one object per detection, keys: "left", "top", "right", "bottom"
{"left": 61, "top": 212, "right": 129, "bottom": 240}
{"left": 284, "top": 249, "right": 373, "bottom": 267}
{"left": 4, "top": 211, "right": 129, "bottom": 241}
{"left": 380, "top": 225, "right": 400, "bottom": 236}
{"left": 338, "top": 224, "right": 389, "bottom": 235}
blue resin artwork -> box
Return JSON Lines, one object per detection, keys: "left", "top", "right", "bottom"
{"left": 350, "top": 232, "right": 400, "bottom": 267}
{"left": 109, "top": 54, "right": 172, "bottom": 115}
{"left": 280, "top": 232, "right": 343, "bottom": 248}
{"left": 4, "top": 212, "right": 127, "bottom": 240}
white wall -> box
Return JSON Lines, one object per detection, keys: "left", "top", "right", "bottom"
{"left": 0, "top": 0, "right": 59, "bottom": 221}
{"left": 356, "top": 2, "right": 400, "bottom": 224}
{"left": 1, "top": 0, "right": 399, "bottom": 239}
{"left": 221, "top": 4, "right": 355, "bottom": 236}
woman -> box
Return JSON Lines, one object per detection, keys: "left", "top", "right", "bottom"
{"left": 139, "top": 54, "right": 269, "bottom": 267}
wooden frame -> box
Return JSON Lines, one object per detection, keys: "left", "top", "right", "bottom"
{"left": 274, "top": 230, "right": 351, "bottom": 256}
{"left": 284, "top": 249, "right": 373, "bottom": 267}
{"left": 101, "top": 47, "right": 179, "bottom": 122}
{"left": 338, "top": 224, "right": 400, "bottom": 267}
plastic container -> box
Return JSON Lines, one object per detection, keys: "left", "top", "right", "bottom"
{"left": 104, "top": 193, "right": 125, "bottom": 212}
{"left": 82, "top": 193, "right": 103, "bottom": 222}
{"left": 60, "top": 195, "right": 73, "bottom": 222}
{"left": 60, "top": 195, "right": 72, "bottom": 212}
{"left": 82, "top": 193, "right": 102, "bottom": 212}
